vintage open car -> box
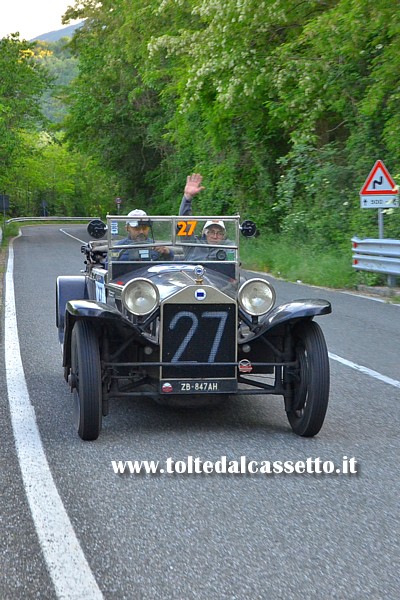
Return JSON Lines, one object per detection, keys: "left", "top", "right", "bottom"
{"left": 56, "top": 214, "right": 331, "bottom": 440}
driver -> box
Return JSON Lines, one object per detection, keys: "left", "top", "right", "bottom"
{"left": 179, "top": 174, "right": 233, "bottom": 260}
{"left": 115, "top": 209, "right": 174, "bottom": 261}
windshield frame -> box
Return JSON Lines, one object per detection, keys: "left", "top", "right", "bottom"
{"left": 106, "top": 215, "right": 240, "bottom": 250}
{"left": 105, "top": 214, "right": 241, "bottom": 281}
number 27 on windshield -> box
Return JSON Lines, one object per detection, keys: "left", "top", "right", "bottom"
{"left": 177, "top": 221, "right": 197, "bottom": 236}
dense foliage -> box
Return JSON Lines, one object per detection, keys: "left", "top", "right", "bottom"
{"left": 0, "top": 35, "right": 51, "bottom": 183}
{"left": 60, "top": 0, "right": 400, "bottom": 245}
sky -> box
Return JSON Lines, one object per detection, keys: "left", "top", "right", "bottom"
{"left": 0, "top": 1, "right": 81, "bottom": 40}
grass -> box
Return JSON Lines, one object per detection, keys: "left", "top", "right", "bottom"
{"left": 240, "top": 235, "right": 358, "bottom": 288}
{"left": 1, "top": 221, "right": 20, "bottom": 244}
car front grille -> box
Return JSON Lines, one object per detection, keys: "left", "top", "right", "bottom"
{"left": 161, "top": 302, "right": 237, "bottom": 380}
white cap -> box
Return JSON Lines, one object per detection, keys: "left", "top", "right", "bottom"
{"left": 126, "top": 209, "right": 149, "bottom": 227}
{"left": 203, "top": 220, "right": 226, "bottom": 232}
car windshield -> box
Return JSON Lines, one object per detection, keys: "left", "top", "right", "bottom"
{"left": 106, "top": 215, "right": 239, "bottom": 260}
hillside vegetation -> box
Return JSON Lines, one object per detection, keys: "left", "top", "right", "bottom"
{"left": 1, "top": 0, "right": 400, "bottom": 286}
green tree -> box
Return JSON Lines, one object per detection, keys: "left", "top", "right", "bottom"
{"left": 0, "top": 35, "right": 52, "bottom": 187}
{"left": 62, "top": 0, "right": 170, "bottom": 205}
{"left": 7, "top": 131, "right": 119, "bottom": 217}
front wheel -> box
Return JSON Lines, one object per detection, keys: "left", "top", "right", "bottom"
{"left": 71, "top": 320, "right": 102, "bottom": 440}
{"left": 286, "top": 320, "right": 330, "bottom": 437}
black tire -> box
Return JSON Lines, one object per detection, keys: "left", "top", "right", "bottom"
{"left": 71, "top": 320, "right": 102, "bottom": 440}
{"left": 286, "top": 321, "right": 330, "bottom": 437}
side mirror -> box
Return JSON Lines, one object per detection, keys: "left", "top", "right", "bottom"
{"left": 87, "top": 219, "right": 108, "bottom": 239}
{"left": 240, "top": 220, "right": 257, "bottom": 237}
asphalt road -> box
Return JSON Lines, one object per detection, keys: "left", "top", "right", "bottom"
{"left": 1, "top": 224, "right": 399, "bottom": 599}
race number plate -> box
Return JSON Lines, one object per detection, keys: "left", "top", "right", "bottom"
{"left": 161, "top": 303, "right": 236, "bottom": 379}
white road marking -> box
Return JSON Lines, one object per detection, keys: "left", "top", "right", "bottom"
{"left": 59, "top": 228, "right": 86, "bottom": 244}
{"left": 329, "top": 352, "right": 400, "bottom": 389}
{"left": 5, "top": 243, "right": 104, "bottom": 600}
{"left": 340, "top": 292, "right": 388, "bottom": 303}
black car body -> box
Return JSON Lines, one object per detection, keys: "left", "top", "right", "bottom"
{"left": 57, "top": 215, "right": 331, "bottom": 440}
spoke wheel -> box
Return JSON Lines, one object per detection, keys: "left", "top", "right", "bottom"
{"left": 286, "top": 321, "right": 330, "bottom": 437}
{"left": 71, "top": 321, "right": 102, "bottom": 440}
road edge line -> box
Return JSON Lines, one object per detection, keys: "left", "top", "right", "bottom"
{"left": 329, "top": 352, "right": 400, "bottom": 389}
{"left": 4, "top": 241, "right": 104, "bottom": 600}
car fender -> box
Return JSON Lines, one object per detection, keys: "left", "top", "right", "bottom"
{"left": 62, "top": 299, "right": 146, "bottom": 368}
{"left": 241, "top": 299, "right": 332, "bottom": 343}
{"left": 56, "top": 276, "right": 88, "bottom": 331}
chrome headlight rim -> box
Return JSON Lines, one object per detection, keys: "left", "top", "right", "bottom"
{"left": 238, "top": 278, "right": 276, "bottom": 317}
{"left": 121, "top": 277, "right": 160, "bottom": 316}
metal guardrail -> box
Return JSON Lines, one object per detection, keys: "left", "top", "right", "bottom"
{"left": 352, "top": 237, "right": 400, "bottom": 286}
{"left": 5, "top": 216, "right": 98, "bottom": 224}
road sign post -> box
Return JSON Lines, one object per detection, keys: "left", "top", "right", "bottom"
{"left": 115, "top": 197, "right": 122, "bottom": 215}
{"left": 359, "top": 160, "right": 399, "bottom": 238}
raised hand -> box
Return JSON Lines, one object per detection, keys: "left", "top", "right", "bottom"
{"left": 184, "top": 173, "right": 205, "bottom": 198}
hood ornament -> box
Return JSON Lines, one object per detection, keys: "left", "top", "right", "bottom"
{"left": 194, "top": 265, "right": 204, "bottom": 284}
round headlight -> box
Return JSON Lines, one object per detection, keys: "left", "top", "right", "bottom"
{"left": 238, "top": 278, "right": 276, "bottom": 316}
{"left": 121, "top": 278, "right": 159, "bottom": 316}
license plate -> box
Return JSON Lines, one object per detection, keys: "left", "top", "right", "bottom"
{"left": 160, "top": 379, "right": 237, "bottom": 394}
{"left": 181, "top": 381, "right": 220, "bottom": 392}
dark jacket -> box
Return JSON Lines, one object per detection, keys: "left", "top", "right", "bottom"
{"left": 115, "top": 237, "right": 174, "bottom": 261}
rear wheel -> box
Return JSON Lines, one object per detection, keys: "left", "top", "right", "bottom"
{"left": 71, "top": 321, "right": 102, "bottom": 440}
{"left": 286, "top": 321, "right": 330, "bottom": 437}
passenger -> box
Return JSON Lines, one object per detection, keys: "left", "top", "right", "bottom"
{"left": 179, "top": 174, "right": 233, "bottom": 260}
{"left": 116, "top": 209, "right": 173, "bottom": 261}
